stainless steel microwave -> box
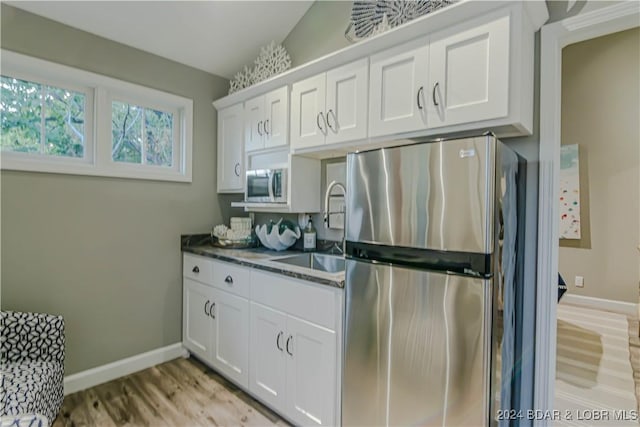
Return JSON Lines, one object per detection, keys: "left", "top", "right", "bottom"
{"left": 245, "top": 168, "right": 287, "bottom": 203}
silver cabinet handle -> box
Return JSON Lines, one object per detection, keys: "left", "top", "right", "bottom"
{"left": 417, "top": 86, "right": 424, "bottom": 110}
{"left": 286, "top": 335, "right": 293, "bottom": 356}
{"left": 276, "top": 331, "right": 284, "bottom": 351}
{"left": 316, "top": 111, "right": 326, "bottom": 133}
{"left": 192, "top": 266, "right": 200, "bottom": 273}
{"left": 209, "top": 302, "right": 216, "bottom": 319}
{"left": 257, "top": 120, "right": 263, "bottom": 136}
{"left": 224, "top": 275, "right": 233, "bottom": 285}
{"left": 264, "top": 119, "right": 270, "bottom": 135}
{"left": 204, "top": 300, "right": 210, "bottom": 316}
{"left": 234, "top": 163, "right": 240, "bottom": 177}
{"left": 326, "top": 109, "right": 337, "bottom": 132}
{"left": 432, "top": 82, "right": 440, "bottom": 106}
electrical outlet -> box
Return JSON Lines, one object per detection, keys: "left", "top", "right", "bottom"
{"left": 575, "top": 276, "right": 584, "bottom": 288}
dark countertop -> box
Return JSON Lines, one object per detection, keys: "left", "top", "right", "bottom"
{"left": 181, "top": 234, "right": 345, "bottom": 289}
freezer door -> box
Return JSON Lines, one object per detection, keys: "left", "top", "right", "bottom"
{"left": 346, "top": 136, "right": 495, "bottom": 254}
{"left": 343, "top": 259, "right": 490, "bottom": 426}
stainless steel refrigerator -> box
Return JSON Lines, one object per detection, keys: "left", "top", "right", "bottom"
{"left": 342, "top": 135, "right": 528, "bottom": 426}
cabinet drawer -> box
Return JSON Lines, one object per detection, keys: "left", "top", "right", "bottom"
{"left": 183, "top": 253, "right": 212, "bottom": 284}
{"left": 211, "top": 259, "right": 251, "bottom": 298}
{"left": 250, "top": 270, "right": 338, "bottom": 330}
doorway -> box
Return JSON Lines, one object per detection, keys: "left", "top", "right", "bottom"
{"left": 535, "top": 1, "right": 640, "bottom": 417}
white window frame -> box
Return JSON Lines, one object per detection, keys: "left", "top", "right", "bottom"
{"left": 1, "top": 50, "right": 193, "bottom": 182}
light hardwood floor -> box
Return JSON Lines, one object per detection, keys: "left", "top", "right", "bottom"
{"left": 52, "top": 357, "right": 289, "bottom": 427}
{"left": 53, "top": 319, "right": 640, "bottom": 426}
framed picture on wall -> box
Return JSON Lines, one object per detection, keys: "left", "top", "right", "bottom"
{"left": 559, "top": 144, "right": 581, "bottom": 239}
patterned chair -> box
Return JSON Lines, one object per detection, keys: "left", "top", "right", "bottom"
{"left": 1, "top": 311, "right": 65, "bottom": 427}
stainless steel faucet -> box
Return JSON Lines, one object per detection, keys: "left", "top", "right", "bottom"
{"left": 323, "top": 180, "right": 346, "bottom": 254}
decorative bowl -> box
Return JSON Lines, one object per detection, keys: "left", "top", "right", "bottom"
{"left": 255, "top": 219, "right": 300, "bottom": 251}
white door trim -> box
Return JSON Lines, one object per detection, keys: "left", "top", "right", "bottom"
{"left": 535, "top": 1, "right": 640, "bottom": 423}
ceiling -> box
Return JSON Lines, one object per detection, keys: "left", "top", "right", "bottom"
{"left": 6, "top": 1, "right": 314, "bottom": 79}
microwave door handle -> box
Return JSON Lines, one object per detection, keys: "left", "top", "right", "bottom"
{"left": 268, "top": 173, "right": 275, "bottom": 200}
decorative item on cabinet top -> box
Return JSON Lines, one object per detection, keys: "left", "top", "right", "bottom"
{"left": 229, "top": 41, "right": 292, "bottom": 94}
{"left": 345, "top": 0, "right": 457, "bottom": 42}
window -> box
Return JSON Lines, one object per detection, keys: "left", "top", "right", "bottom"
{"left": 1, "top": 76, "right": 87, "bottom": 158}
{"left": 0, "top": 50, "right": 193, "bottom": 182}
{"left": 111, "top": 101, "right": 174, "bottom": 167}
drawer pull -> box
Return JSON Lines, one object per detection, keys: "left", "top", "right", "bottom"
{"left": 192, "top": 266, "right": 200, "bottom": 273}
{"left": 276, "top": 331, "right": 284, "bottom": 351}
{"left": 224, "top": 275, "right": 233, "bottom": 285}
{"left": 286, "top": 335, "right": 293, "bottom": 356}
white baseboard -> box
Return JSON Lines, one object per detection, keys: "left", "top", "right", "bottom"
{"left": 561, "top": 294, "right": 638, "bottom": 317}
{"left": 64, "top": 343, "right": 189, "bottom": 395}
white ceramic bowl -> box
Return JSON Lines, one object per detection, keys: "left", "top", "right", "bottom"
{"left": 255, "top": 219, "right": 300, "bottom": 251}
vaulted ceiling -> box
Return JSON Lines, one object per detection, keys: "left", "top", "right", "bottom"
{"left": 5, "top": 1, "right": 314, "bottom": 79}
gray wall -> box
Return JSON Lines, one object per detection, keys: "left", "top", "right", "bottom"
{"left": 559, "top": 27, "right": 639, "bottom": 303}
{"left": 1, "top": 5, "right": 229, "bottom": 375}
{"left": 283, "top": 1, "right": 353, "bottom": 68}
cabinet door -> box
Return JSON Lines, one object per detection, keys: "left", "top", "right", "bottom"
{"left": 217, "top": 103, "right": 244, "bottom": 193}
{"left": 264, "top": 87, "right": 289, "bottom": 149}
{"left": 290, "top": 74, "right": 327, "bottom": 150}
{"left": 210, "top": 288, "right": 250, "bottom": 388}
{"left": 325, "top": 58, "right": 369, "bottom": 145}
{"left": 249, "top": 302, "right": 287, "bottom": 412}
{"left": 427, "top": 13, "right": 510, "bottom": 128}
{"left": 183, "top": 278, "right": 214, "bottom": 362}
{"left": 244, "top": 96, "right": 264, "bottom": 152}
{"left": 369, "top": 39, "right": 429, "bottom": 138}
{"left": 285, "top": 315, "right": 336, "bottom": 426}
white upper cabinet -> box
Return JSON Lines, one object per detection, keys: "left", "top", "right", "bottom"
{"left": 325, "top": 59, "right": 369, "bottom": 145}
{"left": 245, "top": 86, "right": 289, "bottom": 153}
{"left": 369, "top": 39, "right": 429, "bottom": 138}
{"left": 427, "top": 11, "right": 510, "bottom": 128}
{"left": 291, "top": 59, "right": 369, "bottom": 150}
{"left": 264, "top": 88, "right": 289, "bottom": 148}
{"left": 244, "top": 96, "right": 264, "bottom": 153}
{"left": 214, "top": 2, "right": 548, "bottom": 151}
{"left": 217, "top": 103, "right": 244, "bottom": 193}
{"left": 290, "top": 74, "right": 327, "bottom": 149}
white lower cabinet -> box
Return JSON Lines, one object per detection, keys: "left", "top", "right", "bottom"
{"left": 182, "top": 259, "right": 250, "bottom": 389}
{"left": 250, "top": 302, "right": 337, "bottom": 426}
{"left": 285, "top": 315, "right": 336, "bottom": 426}
{"left": 183, "top": 253, "right": 342, "bottom": 426}
{"left": 249, "top": 302, "right": 287, "bottom": 410}
{"left": 183, "top": 278, "right": 215, "bottom": 361}
{"left": 210, "top": 287, "right": 249, "bottom": 388}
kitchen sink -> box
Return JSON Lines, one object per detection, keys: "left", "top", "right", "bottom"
{"left": 272, "top": 253, "right": 345, "bottom": 273}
